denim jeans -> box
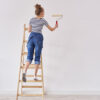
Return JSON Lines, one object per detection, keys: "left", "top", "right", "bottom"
{"left": 26, "top": 32, "right": 43, "bottom": 64}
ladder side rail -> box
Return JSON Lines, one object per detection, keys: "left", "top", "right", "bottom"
{"left": 16, "top": 24, "right": 27, "bottom": 100}
{"left": 41, "top": 54, "right": 45, "bottom": 96}
{"left": 21, "top": 24, "right": 27, "bottom": 95}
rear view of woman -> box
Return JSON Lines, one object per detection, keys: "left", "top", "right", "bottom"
{"left": 23, "top": 4, "right": 58, "bottom": 82}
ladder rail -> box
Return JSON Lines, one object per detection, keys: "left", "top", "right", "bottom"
{"left": 21, "top": 24, "right": 26, "bottom": 95}
{"left": 16, "top": 24, "right": 27, "bottom": 100}
{"left": 41, "top": 54, "right": 45, "bottom": 96}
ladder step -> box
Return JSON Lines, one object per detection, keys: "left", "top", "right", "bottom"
{"left": 23, "top": 64, "right": 41, "bottom": 67}
{"left": 24, "top": 28, "right": 28, "bottom": 31}
{"left": 22, "top": 52, "right": 27, "bottom": 55}
{"left": 19, "top": 80, "right": 42, "bottom": 82}
{"left": 23, "top": 40, "right": 27, "bottom": 43}
{"left": 22, "top": 52, "right": 36, "bottom": 55}
{"left": 21, "top": 64, "right": 42, "bottom": 69}
{"left": 22, "top": 52, "right": 38, "bottom": 56}
{"left": 21, "top": 66, "right": 41, "bottom": 69}
{"left": 22, "top": 86, "right": 42, "bottom": 88}
{"left": 18, "top": 94, "right": 42, "bottom": 96}
{"left": 26, "top": 75, "right": 42, "bottom": 77}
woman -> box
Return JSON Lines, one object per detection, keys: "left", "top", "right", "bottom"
{"left": 23, "top": 4, "right": 58, "bottom": 82}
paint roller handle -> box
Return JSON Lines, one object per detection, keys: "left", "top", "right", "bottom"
{"left": 55, "top": 20, "right": 58, "bottom": 28}
{"left": 56, "top": 21, "right": 58, "bottom": 24}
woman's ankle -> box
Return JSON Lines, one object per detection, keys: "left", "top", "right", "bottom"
{"left": 34, "top": 74, "right": 37, "bottom": 77}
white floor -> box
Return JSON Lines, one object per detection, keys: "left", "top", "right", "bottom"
{"left": 0, "top": 95, "right": 100, "bottom": 100}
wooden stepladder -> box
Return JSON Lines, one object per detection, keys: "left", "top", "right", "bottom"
{"left": 16, "top": 24, "right": 44, "bottom": 100}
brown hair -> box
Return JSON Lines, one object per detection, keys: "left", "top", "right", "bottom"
{"left": 35, "top": 4, "right": 44, "bottom": 16}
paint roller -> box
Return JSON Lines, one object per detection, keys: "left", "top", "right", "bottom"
{"left": 52, "top": 14, "right": 63, "bottom": 26}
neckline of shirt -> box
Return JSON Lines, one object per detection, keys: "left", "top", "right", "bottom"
{"left": 34, "top": 17, "right": 42, "bottom": 19}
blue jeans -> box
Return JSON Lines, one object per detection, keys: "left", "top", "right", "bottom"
{"left": 26, "top": 32, "right": 43, "bottom": 64}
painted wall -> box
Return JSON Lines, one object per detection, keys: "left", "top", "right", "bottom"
{"left": 0, "top": 0, "right": 100, "bottom": 95}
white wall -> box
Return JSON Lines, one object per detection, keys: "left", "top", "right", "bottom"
{"left": 0, "top": 0, "right": 100, "bottom": 95}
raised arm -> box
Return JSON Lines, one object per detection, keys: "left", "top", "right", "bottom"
{"left": 43, "top": 18, "right": 58, "bottom": 31}
{"left": 46, "top": 23, "right": 58, "bottom": 31}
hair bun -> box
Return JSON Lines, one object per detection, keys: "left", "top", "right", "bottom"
{"left": 34, "top": 4, "right": 43, "bottom": 16}
{"left": 35, "top": 4, "right": 41, "bottom": 9}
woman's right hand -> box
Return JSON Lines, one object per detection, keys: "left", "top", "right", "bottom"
{"left": 46, "top": 21, "right": 58, "bottom": 31}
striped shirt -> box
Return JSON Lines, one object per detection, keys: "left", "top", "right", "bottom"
{"left": 29, "top": 17, "right": 49, "bottom": 33}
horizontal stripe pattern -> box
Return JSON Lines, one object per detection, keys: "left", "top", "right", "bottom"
{"left": 29, "top": 17, "right": 48, "bottom": 33}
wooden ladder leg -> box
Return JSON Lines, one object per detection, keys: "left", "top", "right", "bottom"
{"left": 41, "top": 54, "right": 45, "bottom": 97}
{"left": 16, "top": 67, "right": 21, "bottom": 100}
{"left": 16, "top": 62, "right": 24, "bottom": 100}
{"left": 20, "top": 24, "right": 26, "bottom": 96}
{"left": 16, "top": 24, "right": 26, "bottom": 100}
